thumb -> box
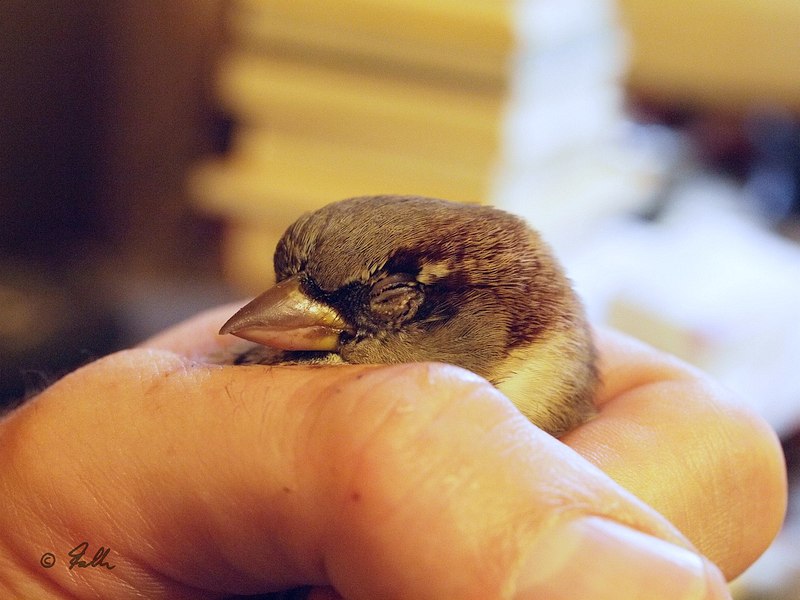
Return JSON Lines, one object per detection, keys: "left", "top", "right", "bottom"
{"left": 0, "top": 350, "right": 728, "bottom": 599}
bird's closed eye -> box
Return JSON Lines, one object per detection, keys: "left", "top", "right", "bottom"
{"left": 368, "top": 273, "right": 423, "bottom": 323}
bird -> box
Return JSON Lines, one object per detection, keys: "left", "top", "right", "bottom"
{"left": 219, "top": 195, "right": 598, "bottom": 437}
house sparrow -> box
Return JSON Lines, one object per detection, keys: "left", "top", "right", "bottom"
{"left": 219, "top": 195, "right": 597, "bottom": 436}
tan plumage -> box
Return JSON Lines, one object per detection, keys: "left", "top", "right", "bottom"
{"left": 220, "top": 195, "right": 598, "bottom": 436}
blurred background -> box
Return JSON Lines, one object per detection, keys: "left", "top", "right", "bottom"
{"left": 1, "top": 1, "right": 799, "bottom": 596}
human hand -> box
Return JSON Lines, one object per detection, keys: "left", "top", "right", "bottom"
{"left": 0, "top": 305, "right": 785, "bottom": 599}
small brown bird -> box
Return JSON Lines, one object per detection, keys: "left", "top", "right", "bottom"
{"left": 220, "top": 195, "right": 597, "bottom": 436}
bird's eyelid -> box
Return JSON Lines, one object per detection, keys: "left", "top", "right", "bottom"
{"left": 368, "top": 273, "right": 424, "bottom": 322}
{"left": 371, "top": 272, "right": 418, "bottom": 290}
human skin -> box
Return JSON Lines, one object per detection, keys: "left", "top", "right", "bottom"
{"left": 0, "top": 304, "right": 786, "bottom": 599}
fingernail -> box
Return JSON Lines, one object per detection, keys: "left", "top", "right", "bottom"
{"left": 513, "top": 516, "right": 730, "bottom": 600}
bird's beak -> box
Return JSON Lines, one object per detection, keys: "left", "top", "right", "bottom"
{"left": 218, "top": 275, "right": 346, "bottom": 352}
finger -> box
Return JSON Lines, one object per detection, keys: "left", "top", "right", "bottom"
{"left": 145, "top": 306, "right": 785, "bottom": 576}
{"left": 139, "top": 302, "right": 246, "bottom": 358}
{"left": 143, "top": 307, "right": 784, "bottom": 578}
{"left": 0, "top": 353, "right": 729, "bottom": 599}
{"left": 562, "top": 328, "right": 787, "bottom": 579}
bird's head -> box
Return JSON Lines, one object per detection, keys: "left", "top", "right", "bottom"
{"left": 219, "top": 195, "right": 582, "bottom": 383}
